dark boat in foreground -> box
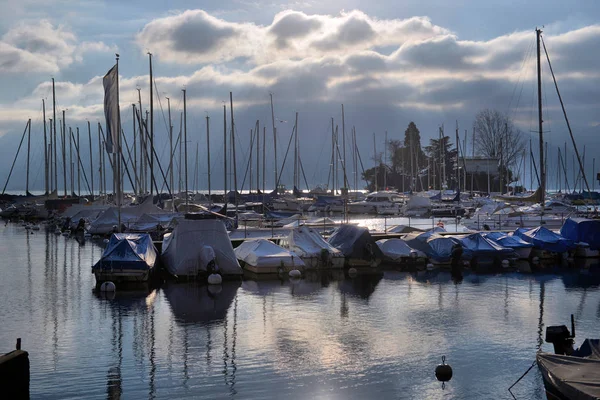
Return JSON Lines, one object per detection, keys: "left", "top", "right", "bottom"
{"left": 537, "top": 316, "right": 600, "bottom": 400}
{"left": 92, "top": 233, "right": 158, "bottom": 283}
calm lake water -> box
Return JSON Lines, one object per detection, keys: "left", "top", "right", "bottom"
{"left": 1, "top": 222, "right": 600, "bottom": 399}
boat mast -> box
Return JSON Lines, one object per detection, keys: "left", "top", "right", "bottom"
{"left": 62, "top": 110, "right": 66, "bottom": 197}
{"left": 256, "top": 120, "right": 259, "bottom": 194}
{"left": 270, "top": 93, "right": 277, "bottom": 192}
{"left": 166, "top": 98, "right": 173, "bottom": 206}
{"left": 455, "top": 121, "right": 460, "bottom": 192}
{"left": 182, "top": 88, "right": 188, "bottom": 207}
{"left": 223, "top": 104, "right": 227, "bottom": 201}
{"left": 206, "top": 115, "right": 211, "bottom": 203}
{"left": 77, "top": 127, "right": 81, "bottom": 197}
{"left": 43, "top": 100, "right": 48, "bottom": 195}
{"left": 26, "top": 117, "right": 31, "bottom": 195}
{"left": 384, "top": 130, "right": 387, "bottom": 190}
{"left": 341, "top": 104, "right": 346, "bottom": 190}
{"left": 148, "top": 52, "right": 154, "bottom": 197}
{"left": 373, "top": 132, "right": 377, "bottom": 192}
{"left": 52, "top": 79, "right": 58, "bottom": 193}
{"left": 88, "top": 121, "right": 93, "bottom": 199}
{"left": 69, "top": 127, "right": 73, "bottom": 196}
{"left": 98, "top": 123, "right": 103, "bottom": 199}
{"left": 230, "top": 92, "right": 238, "bottom": 215}
{"left": 536, "top": 28, "right": 546, "bottom": 204}
{"left": 293, "top": 112, "right": 298, "bottom": 189}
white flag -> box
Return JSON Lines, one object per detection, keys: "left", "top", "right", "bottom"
{"left": 103, "top": 64, "right": 119, "bottom": 153}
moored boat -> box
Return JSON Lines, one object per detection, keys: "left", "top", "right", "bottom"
{"left": 92, "top": 233, "right": 157, "bottom": 283}
{"left": 327, "top": 224, "right": 383, "bottom": 267}
{"left": 280, "top": 227, "right": 345, "bottom": 268}
{"left": 234, "top": 238, "right": 305, "bottom": 274}
{"left": 537, "top": 317, "right": 600, "bottom": 400}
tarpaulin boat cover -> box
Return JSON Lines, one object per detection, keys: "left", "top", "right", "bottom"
{"left": 94, "top": 233, "right": 156, "bottom": 271}
{"left": 376, "top": 238, "right": 426, "bottom": 261}
{"left": 404, "top": 229, "right": 459, "bottom": 263}
{"left": 537, "top": 339, "right": 600, "bottom": 400}
{"left": 387, "top": 225, "right": 425, "bottom": 234}
{"left": 514, "top": 226, "right": 575, "bottom": 253}
{"left": 87, "top": 197, "right": 166, "bottom": 235}
{"left": 458, "top": 233, "right": 516, "bottom": 260}
{"left": 162, "top": 219, "right": 242, "bottom": 277}
{"left": 560, "top": 218, "right": 600, "bottom": 250}
{"left": 483, "top": 232, "right": 533, "bottom": 249}
{"left": 128, "top": 213, "right": 181, "bottom": 232}
{"left": 283, "top": 227, "right": 343, "bottom": 260}
{"left": 234, "top": 239, "right": 305, "bottom": 269}
{"left": 327, "top": 224, "right": 383, "bottom": 260}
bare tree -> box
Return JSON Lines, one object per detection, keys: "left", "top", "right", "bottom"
{"left": 473, "top": 109, "right": 525, "bottom": 167}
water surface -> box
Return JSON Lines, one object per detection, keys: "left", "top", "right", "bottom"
{"left": 1, "top": 222, "right": 599, "bottom": 399}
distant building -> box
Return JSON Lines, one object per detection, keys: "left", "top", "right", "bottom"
{"left": 463, "top": 157, "right": 499, "bottom": 176}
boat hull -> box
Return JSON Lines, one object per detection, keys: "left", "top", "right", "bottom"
{"left": 94, "top": 268, "right": 151, "bottom": 283}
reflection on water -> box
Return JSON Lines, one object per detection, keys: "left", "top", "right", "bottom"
{"left": 1, "top": 222, "right": 600, "bottom": 399}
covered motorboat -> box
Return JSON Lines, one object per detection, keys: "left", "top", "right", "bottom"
{"left": 560, "top": 218, "right": 600, "bottom": 258}
{"left": 483, "top": 232, "right": 533, "bottom": 259}
{"left": 537, "top": 318, "right": 600, "bottom": 400}
{"left": 162, "top": 219, "right": 243, "bottom": 278}
{"left": 376, "top": 238, "right": 426, "bottom": 264}
{"left": 280, "top": 227, "right": 345, "bottom": 268}
{"left": 404, "top": 228, "right": 460, "bottom": 265}
{"left": 458, "top": 233, "right": 517, "bottom": 267}
{"left": 92, "top": 233, "right": 157, "bottom": 283}
{"left": 327, "top": 224, "right": 383, "bottom": 267}
{"left": 234, "top": 238, "right": 305, "bottom": 273}
{"left": 514, "top": 226, "right": 576, "bottom": 258}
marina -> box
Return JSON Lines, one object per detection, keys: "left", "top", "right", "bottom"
{"left": 1, "top": 222, "right": 600, "bottom": 399}
{"left": 1, "top": 3, "right": 600, "bottom": 398}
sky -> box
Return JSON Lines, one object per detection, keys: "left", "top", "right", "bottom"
{"left": 1, "top": 0, "right": 599, "bottom": 193}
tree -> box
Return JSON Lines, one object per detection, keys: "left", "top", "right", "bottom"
{"left": 425, "top": 135, "right": 458, "bottom": 190}
{"left": 473, "top": 109, "right": 525, "bottom": 168}
{"left": 386, "top": 122, "right": 427, "bottom": 191}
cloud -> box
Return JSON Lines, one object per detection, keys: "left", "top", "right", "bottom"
{"left": 136, "top": 9, "right": 450, "bottom": 65}
{"left": 0, "top": 20, "right": 116, "bottom": 74}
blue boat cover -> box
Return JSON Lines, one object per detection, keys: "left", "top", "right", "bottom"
{"left": 459, "top": 233, "right": 515, "bottom": 260}
{"left": 483, "top": 232, "right": 533, "bottom": 249}
{"left": 560, "top": 218, "right": 600, "bottom": 250}
{"left": 514, "top": 226, "right": 575, "bottom": 252}
{"left": 94, "top": 233, "right": 157, "bottom": 271}
{"left": 404, "top": 229, "right": 459, "bottom": 263}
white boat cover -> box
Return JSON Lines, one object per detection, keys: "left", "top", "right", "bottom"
{"left": 127, "top": 213, "right": 180, "bottom": 232}
{"left": 283, "top": 227, "right": 343, "bottom": 260}
{"left": 234, "top": 239, "right": 305, "bottom": 269}
{"left": 162, "top": 219, "right": 242, "bottom": 276}
{"left": 404, "top": 195, "right": 431, "bottom": 210}
{"left": 87, "top": 197, "right": 165, "bottom": 235}
{"left": 537, "top": 339, "right": 600, "bottom": 400}
{"left": 376, "top": 238, "right": 426, "bottom": 261}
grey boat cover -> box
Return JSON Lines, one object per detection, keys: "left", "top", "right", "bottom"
{"left": 162, "top": 219, "right": 242, "bottom": 276}
{"left": 283, "top": 227, "right": 343, "bottom": 259}
{"left": 234, "top": 239, "right": 306, "bottom": 269}
{"left": 327, "top": 224, "right": 383, "bottom": 260}
{"left": 537, "top": 339, "right": 600, "bottom": 400}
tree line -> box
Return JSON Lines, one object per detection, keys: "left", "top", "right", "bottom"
{"left": 362, "top": 109, "right": 526, "bottom": 193}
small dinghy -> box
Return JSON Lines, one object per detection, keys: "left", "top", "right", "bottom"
{"left": 234, "top": 238, "right": 305, "bottom": 274}
{"left": 92, "top": 233, "right": 157, "bottom": 283}
{"left": 280, "top": 227, "right": 345, "bottom": 268}
{"left": 537, "top": 316, "right": 600, "bottom": 400}
{"left": 376, "top": 238, "right": 426, "bottom": 264}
